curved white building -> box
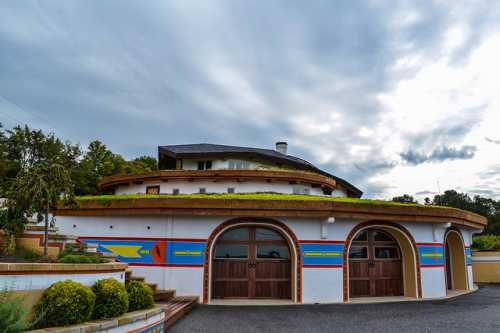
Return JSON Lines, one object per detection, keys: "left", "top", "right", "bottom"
{"left": 56, "top": 142, "right": 486, "bottom": 304}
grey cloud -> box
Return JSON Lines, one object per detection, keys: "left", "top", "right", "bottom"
{"left": 486, "top": 137, "right": 500, "bottom": 144}
{"left": 400, "top": 145, "right": 477, "bottom": 165}
{"left": 415, "top": 190, "right": 436, "bottom": 196}
{"left": 0, "top": 1, "right": 499, "bottom": 198}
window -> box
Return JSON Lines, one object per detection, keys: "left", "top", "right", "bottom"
{"left": 214, "top": 244, "right": 248, "bottom": 259}
{"left": 199, "top": 188, "right": 206, "bottom": 194}
{"left": 373, "top": 230, "right": 393, "bottom": 242}
{"left": 255, "top": 228, "right": 283, "bottom": 240}
{"left": 172, "top": 188, "right": 180, "bottom": 195}
{"left": 227, "top": 187, "right": 235, "bottom": 193}
{"left": 228, "top": 160, "right": 250, "bottom": 169}
{"left": 257, "top": 245, "right": 289, "bottom": 259}
{"left": 146, "top": 186, "right": 160, "bottom": 195}
{"left": 219, "top": 228, "right": 249, "bottom": 241}
{"left": 197, "top": 161, "right": 213, "bottom": 170}
{"left": 374, "top": 247, "right": 399, "bottom": 259}
{"left": 353, "top": 230, "right": 367, "bottom": 242}
{"left": 349, "top": 246, "right": 368, "bottom": 259}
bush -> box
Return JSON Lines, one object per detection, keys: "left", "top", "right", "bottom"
{"left": 34, "top": 280, "right": 95, "bottom": 328}
{"left": 0, "top": 290, "right": 31, "bottom": 333}
{"left": 92, "top": 279, "right": 128, "bottom": 319}
{"left": 472, "top": 235, "right": 500, "bottom": 251}
{"left": 59, "top": 254, "right": 108, "bottom": 264}
{"left": 126, "top": 281, "right": 154, "bottom": 312}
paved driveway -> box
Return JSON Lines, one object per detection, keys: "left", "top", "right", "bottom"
{"left": 171, "top": 285, "right": 500, "bottom": 333}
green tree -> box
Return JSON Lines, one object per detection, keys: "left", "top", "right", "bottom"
{"left": 12, "top": 162, "right": 75, "bottom": 256}
{"left": 0, "top": 125, "right": 80, "bottom": 197}
{"left": 392, "top": 194, "right": 417, "bottom": 204}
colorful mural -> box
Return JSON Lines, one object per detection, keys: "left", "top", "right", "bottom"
{"left": 465, "top": 247, "right": 472, "bottom": 265}
{"left": 418, "top": 244, "right": 445, "bottom": 266}
{"left": 129, "top": 319, "right": 164, "bottom": 333}
{"left": 300, "top": 242, "right": 343, "bottom": 267}
{"left": 79, "top": 238, "right": 205, "bottom": 267}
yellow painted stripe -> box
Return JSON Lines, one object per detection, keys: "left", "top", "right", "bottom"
{"left": 103, "top": 245, "right": 143, "bottom": 258}
{"left": 174, "top": 250, "right": 202, "bottom": 256}
{"left": 303, "top": 251, "right": 341, "bottom": 257}
{"left": 421, "top": 252, "right": 443, "bottom": 257}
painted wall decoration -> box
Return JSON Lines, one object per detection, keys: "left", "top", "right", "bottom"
{"left": 465, "top": 247, "right": 472, "bottom": 265}
{"left": 79, "top": 237, "right": 206, "bottom": 267}
{"left": 300, "top": 242, "right": 343, "bottom": 267}
{"left": 130, "top": 319, "right": 164, "bottom": 333}
{"left": 166, "top": 240, "right": 205, "bottom": 266}
{"left": 417, "top": 244, "right": 445, "bottom": 267}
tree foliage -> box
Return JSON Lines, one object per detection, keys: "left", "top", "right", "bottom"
{"left": 392, "top": 194, "right": 417, "bottom": 204}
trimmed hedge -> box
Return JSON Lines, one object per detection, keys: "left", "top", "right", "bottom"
{"left": 59, "top": 254, "right": 108, "bottom": 264}
{"left": 34, "top": 280, "right": 95, "bottom": 328}
{"left": 92, "top": 279, "right": 129, "bottom": 319}
{"left": 472, "top": 235, "right": 500, "bottom": 251}
{"left": 126, "top": 281, "right": 154, "bottom": 312}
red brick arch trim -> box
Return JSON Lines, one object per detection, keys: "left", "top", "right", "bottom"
{"left": 343, "top": 221, "right": 422, "bottom": 302}
{"left": 203, "top": 217, "right": 302, "bottom": 304}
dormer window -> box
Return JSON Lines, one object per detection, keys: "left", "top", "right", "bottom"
{"left": 228, "top": 160, "right": 250, "bottom": 169}
{"left": 198, "top": 161, "right": 212, "bottom": 170}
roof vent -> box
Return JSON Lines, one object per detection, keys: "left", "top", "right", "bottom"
{"left": 275, "top": 141, "right": 288, "bottom": 155}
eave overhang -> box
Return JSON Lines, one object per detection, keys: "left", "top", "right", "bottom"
{"left": 99, "top": 170, "right": 337, "bottom": 191}
{"left": 55, "top": 197, "right": 487, "bottom": 230}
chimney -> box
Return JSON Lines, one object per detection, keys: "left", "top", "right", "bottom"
{"left": 275, "top": 141, "right": 288, "bottom": 155}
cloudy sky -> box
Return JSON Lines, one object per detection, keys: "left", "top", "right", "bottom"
{"left": 1, "top": 1, "right": 500, "bottom": 200}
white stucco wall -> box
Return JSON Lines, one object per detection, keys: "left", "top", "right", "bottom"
{"left": 56, "top": 214, "right": 480, "bottom": 303}
{"left": 115, "top": 179, "right": 341, "bottom": 197}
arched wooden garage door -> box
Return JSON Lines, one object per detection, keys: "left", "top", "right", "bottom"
{"left": 348, "top": 228, "right": 403, "bottom": 297}
{"left": 212, "top": 226, "right": 291, "bottom": 299}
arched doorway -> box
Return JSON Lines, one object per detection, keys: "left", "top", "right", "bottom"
{"left": 444, "top": 229, "right": 468, "bottom": 291}
{"left": 348, "top": 228, "right": 403, "bottom": 297}
{"left": 211, "top": 225, "right": 292, "bottom": 299}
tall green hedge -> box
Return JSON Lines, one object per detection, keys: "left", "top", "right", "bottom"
{"left": 92, "top": 278, "right": 129, "bottom": 319}
{"left": 34, "top": 280, "right": 95, "bottom": 328}
{"left": 472, "top": 235, "right": 500, "bottom": 251}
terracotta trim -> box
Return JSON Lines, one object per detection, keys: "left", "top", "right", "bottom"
{"left": 421, "top": 264, "right": 445, "bottom": 268}
{"left": 99, "top": 169, "right": 337, "bottom": 190}
{"left": 342, "top": 221, "right": 422, "bottom": 302}
{"left": 20, "top": 233, "right": 64, "bottom": 252}
{"left": 303, "top": 264, "right": 342, "bottom": 268}
{"left": 417, "top": 242, "right": 444, "bottom": 246}
{"left": 56, "top": 198, "right": 487, "bottom": 229}
{"left": 202, "top": 217, "right": 302, "bottom": 304}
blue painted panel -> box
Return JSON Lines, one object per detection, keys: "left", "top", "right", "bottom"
{"left": 300, "top": 243, "right": 343, "bottom": 266}
{"left": 418, "top": 245, "right": 444, "bottom": 266}
{"left": 132, "top": 320, "right": 164, "bottom": 333}
{"left": 166, "top": 241, "right": 205, "bottom": 265}
{"left": 79, "top": 239, "right": 166, "bottom": 264}
{"left": 465, "top": 247, "right": 472, "bottom": 265}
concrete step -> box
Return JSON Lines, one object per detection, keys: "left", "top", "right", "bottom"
{"left": 154, "top": 289, "right": 175, "bottom": 302}
{"left": 158, "top": 296, "right": 199, "bottom": 329}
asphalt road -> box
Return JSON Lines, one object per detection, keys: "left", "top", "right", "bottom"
{"left": 170, "top": 284, "right": 500, "bottom": 333}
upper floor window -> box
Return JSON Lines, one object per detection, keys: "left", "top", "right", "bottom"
{"left": 228, "top": 160, "right": 250, "bottom": 169}
{"left": 146, "top": 186, "right": 160, "bottom": 195}
{"left": 197, "top": 160, "right": 212, "bottom": 170}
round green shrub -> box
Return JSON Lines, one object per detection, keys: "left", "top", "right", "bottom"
{"left": 92, "top": 278, "right": 129, "bottom": 319}
{"left": 126, "top": 280, "right": 155, "bottom": 312}
{"left": 34, "top": 280, "right": 96, "bottom": 328}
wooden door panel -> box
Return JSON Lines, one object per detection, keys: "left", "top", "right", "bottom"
{"left": 349, "top": 229, "right": 403, "bottom": 298}
{"left": 212, "top": 226, "right": 292, "bottom": 299}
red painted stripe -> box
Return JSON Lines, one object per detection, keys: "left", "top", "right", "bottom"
{"left": 420, "top": 264, "right": 444, "bottom": 268}
{"left": 78, "top": 236, "right": 206, "bottom": 242}
{"left": 416, "top": 242, "right": 444, "bottom": 247}
{"left": 303, "top": 264, "right": 342, "bottom": 268}
{"left": 127, "top": 263, "right": 203, "bottom": 268}
{"left": 298, "top": 240, "right": 344, "bottom": 244}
